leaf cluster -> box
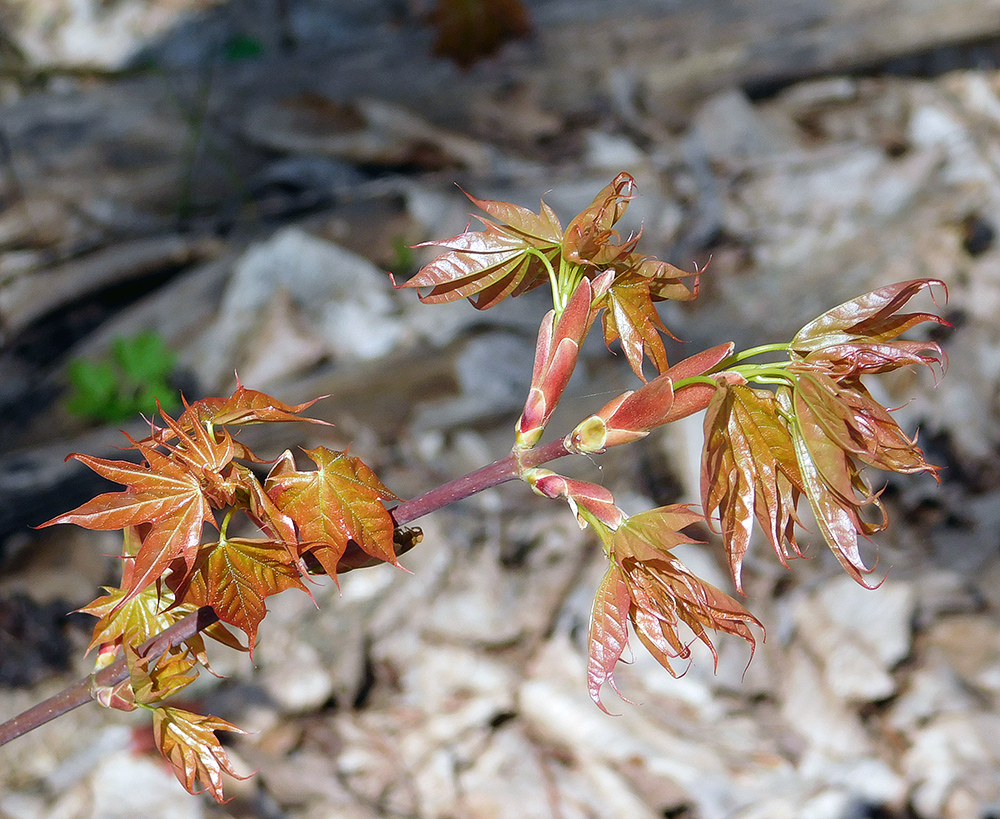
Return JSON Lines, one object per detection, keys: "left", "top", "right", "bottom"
{"left": 40, "top": 385, "right": 407, "bottom": 801}
{"left": 394, "top": 172, "right": 698, "bottom": 380}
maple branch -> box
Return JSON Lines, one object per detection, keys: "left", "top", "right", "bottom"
{"left": 0, "top": 606, "right": 219, "bottom": 747}
{"left": 0, "top": 438, "right": 571, "bottom": 748}
{"left": 391, "top": 437, "right": 570, "bottom": 526}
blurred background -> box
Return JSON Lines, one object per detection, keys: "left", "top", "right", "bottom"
{"left": 1, "top": 1, "right": 999, "bottom": 817}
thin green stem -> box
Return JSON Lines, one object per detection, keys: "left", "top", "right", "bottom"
{"left": 727, "top": 342, "right": 791, "bottom": 365}
{"left": 524, "top": 248, "right": 560, "bottom": 310}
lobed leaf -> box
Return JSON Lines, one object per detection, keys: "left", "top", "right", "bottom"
{"left": 265, "top": 447, "right": 400, "bottom": 571}
{"left": 563, "top": 172, "right": 637, "bottom": 267}
{"left": 780, "top": 388, "right": 885, "bottom": 586}
{"left": 701, "top": 385, "right": 804, "bottom": 590}
{"left": 169, "top": 535, "right": 307, "bottom": 650}
{"left": 394, "top": 191, "right": 562, "bottom": 309}
{"left": 39, "top": 452, "right": 214, "bottom": 605}
{"left": 793, "top": 372, "right": 937, "bottom": 476}
{"left": 128, "top": 647, "right": 198, "bottom": 706}
{"left": 601, "top": 278, "right": 673, "bottom": 379}
{"left": 791, "top": 279, "right": 947, "bottom": 356}
{"left": 81, "top": 585, "right": 185, "bottom": 658}
{"left": 152, "top": 707, "right": 249, "bottom": 803}
{"left": 181, "top": 384, "right": 330, "bottom": 428}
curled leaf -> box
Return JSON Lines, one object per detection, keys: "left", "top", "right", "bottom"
{"left": 152, "top": 707, "right": 249, "bottom": 803}
{"left": 701, "top": 384, "right": 804, "bottom": 591}
{"left": 394, "top": 191, "right": 561, "bottom": 308}
{"left": 587, "top": 564, "right": 632, "bottom": 714}
{"left": 791, "top": 279, "right": 947, "bottom": 376}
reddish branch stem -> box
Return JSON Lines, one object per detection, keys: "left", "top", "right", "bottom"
{"left": 0, "top": 437, "right": 571, "bottom": 747}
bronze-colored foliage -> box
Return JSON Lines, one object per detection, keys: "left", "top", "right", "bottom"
{"left": 395, "top": 173, "right": 699, "bottom": 378}
{"left": 8, "top": 175, "right": 951, "bottom": 807}
{"left": 152, "top": 707, "right": 249, "bottom": 803}
{"left": 701, "top": 384, "right": 803, "bottom": 591}
{"left": 587, "top": 506, "right": 762, "bottom": 712}
{"left": 395, "top": 190, "right": 562, "bottom": 308}
{"left": 265, "top": 446, "right": 401, "bottom": 573}
{"left": 168, "top": 535, "right": 308, "bottom": 650}
{"left": 37, "top": 389, "right": 402, "bottom": 799}
{"left": 790, "top": 278, "right": 947, "bottom": 376}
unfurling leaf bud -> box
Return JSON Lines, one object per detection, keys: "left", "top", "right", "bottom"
{"left": 567, "top": 342, "right": 738, "bottom": 454}
{"left": 516, "top": 278, "right": 595, "bottom": 449}
{"left": 524, "top": 468, "right": 624, "bottom": 531}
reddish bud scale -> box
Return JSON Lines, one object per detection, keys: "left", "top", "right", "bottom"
{"left": 568, "top": 343, "right": 738, "bottom": 454}
{"left": 516, "top": 278, "right": 595, "bottom": 449}
{"left": 524, "top": 468, "right": 624, "bottom": 531}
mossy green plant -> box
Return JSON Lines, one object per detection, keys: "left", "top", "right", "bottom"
{"left": 65, "top": 331, "right": 179, "bottom": 423}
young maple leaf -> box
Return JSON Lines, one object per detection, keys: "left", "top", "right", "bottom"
{"left": 265, "top": 447, "right": 401, "bottom": 573}
{"left": 586, "top": 506, "right": 762, "bottom": 712}
{"left": 38, "top": 448, "right": 215, "bottom": 605}
{"left": 127, "top": 646, "right": 199, "bottom": 706}
{"left": 181, "top": 384, "right": 330, "bottom": 428}
{"left": 152, "top": 706, "right": 249, "bottom": 803}
{"left": 790, "top": 278, "right": 947, "bottom": 376}
{"left": 778, "top": 386, "right": 887, "bottom": 585}
{"left": 599, "top": 258, "right": 699, "bottom": 380}
{"left": 562, "top": 172, "right": 639, "bottom": 267}
{"left": 587, "top": 563, "right": 634, "bottom": 713}
{"left": 168, "top": 535, "right": 307, "bottom": 650}
{"left": 81, "top": 585, "right": 192, "bottom": 662}
{"left": 394, "top": 189, "right": 563, "bottom": 309}
{"left": 701, "top": 384, "right": 804, "bottom": 591}
{"left": 792, "top": 372, "right": 938, "bottom": 476}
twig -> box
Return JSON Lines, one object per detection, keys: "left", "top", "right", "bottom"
{"left": 0, "top": 437, "right": 571, "bottom": 746}
{"left": 0, "top": 606, "right": 219, "bottom": 746}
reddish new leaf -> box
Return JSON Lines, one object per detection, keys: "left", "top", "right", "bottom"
{"left": 129, "top": 647, "right": 199, "bottom": 706}
{"left": 779, "top": 387, "right": 885, "bottom": 586}
{"left": 182, "top": 385, "right": 330, "bottom": 428}
{"left": 80, "top": 585, "right": 187, "bottom": 659}
{"left": 585, "top": 506, "right": 762, "bottom": 710}
{"left": 38, "top": 452, "right": 214, "bottom": 604}
{"left": 395, "top": 191, "right": 562, "bottom": 309}
{"left": 152, "top": 707, "right": 249, "bottom": 803}
{"left": 170, "top": 535, "right": 307, "bottom": 650}
{"left": 701, "top": 385, "right": 804, "bottom": 590}
{"left": 601, "top": 277, "right": 672, "bottom": 379}
{"left": 793, "top": 372, "right": 937, "bottom": 477}
{"left": 597, "top": 256, "right": 699, "bottom": 380}
{"left": 265, "top": 447, "right": 400, "bottom": 570}
{"left": 563, "top": 172, "right": 638, "bottom": 267}
{"left": 791, "top": 279, "right": 947, "bottom": 360}
{"left": 587, "top": 563, "right": 632, "bottom": 714}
